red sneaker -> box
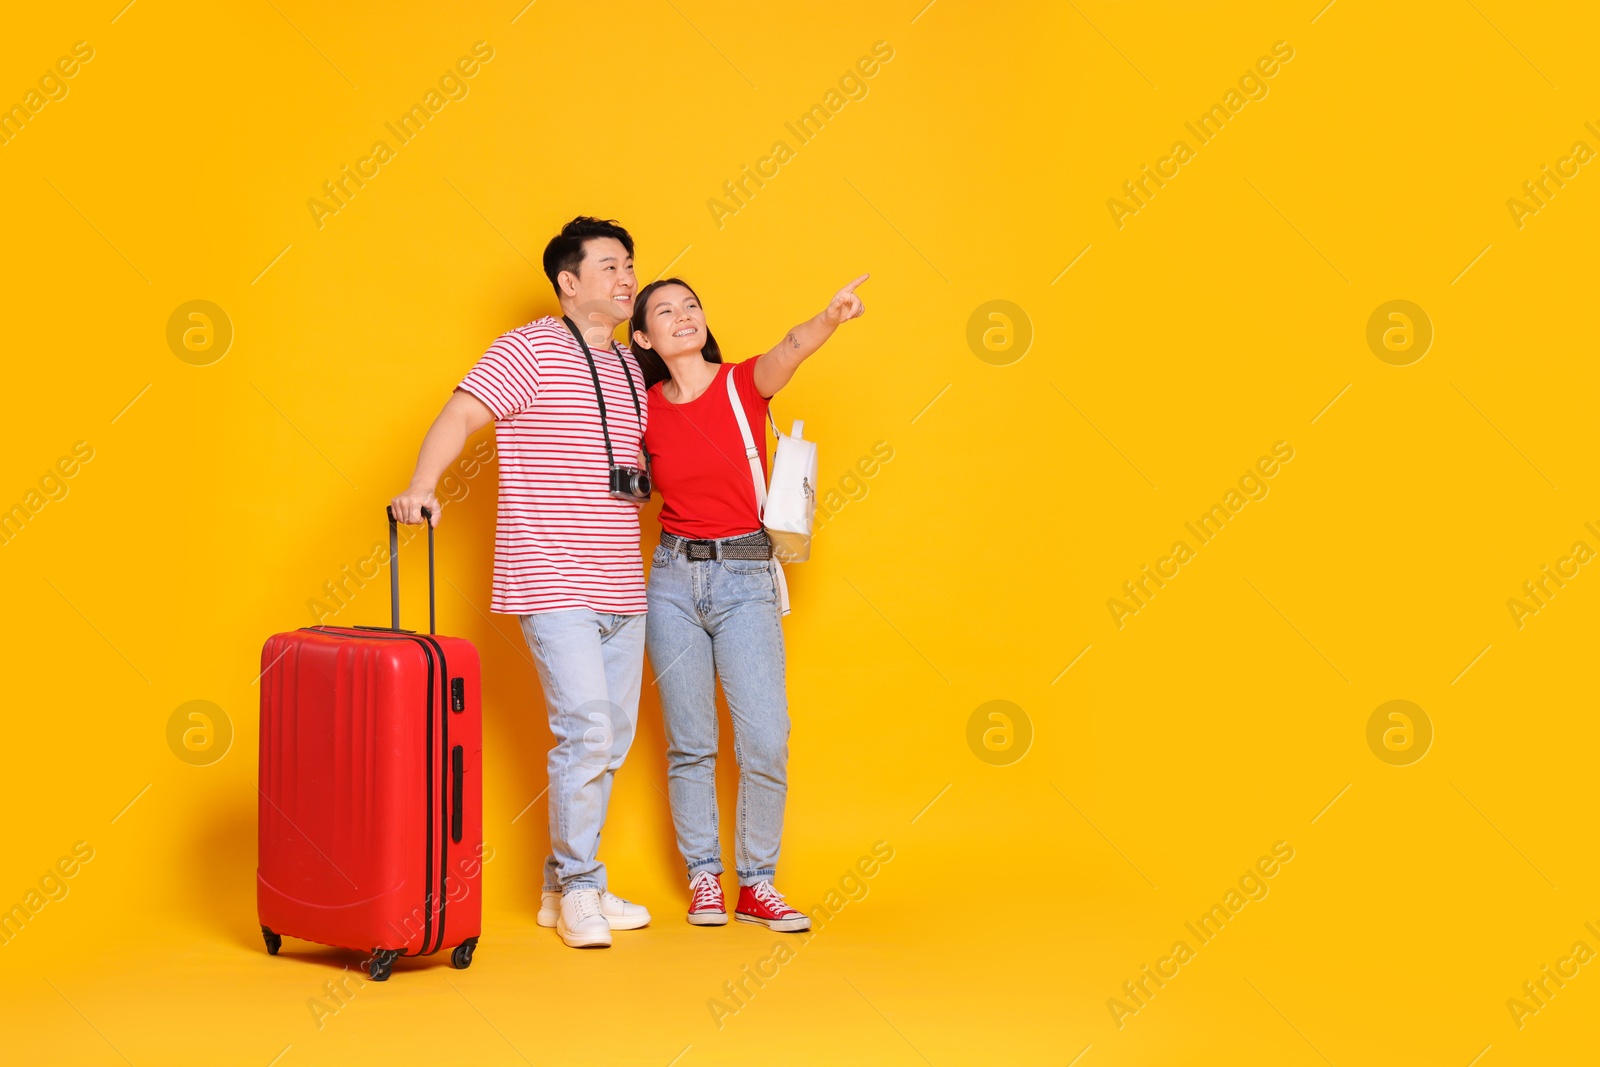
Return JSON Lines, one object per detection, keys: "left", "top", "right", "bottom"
{"left": 687, "top": 870, "right": 728, "bottom": 926}
{"left": 734, "top": 881, "right": 811, "bottom": 932}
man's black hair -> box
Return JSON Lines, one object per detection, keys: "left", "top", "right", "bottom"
{"left": 542, "top": 216, "right": 634, "bottom": 296}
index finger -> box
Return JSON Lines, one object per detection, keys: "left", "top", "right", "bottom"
{"left": 840, "top": 273, "right": 870, "bottom": 294}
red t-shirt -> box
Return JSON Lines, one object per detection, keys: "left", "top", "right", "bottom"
{"left": 645, "top": 357, "right": 770, "bottom": 540}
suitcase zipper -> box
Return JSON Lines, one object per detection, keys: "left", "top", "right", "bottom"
{"left": 416, "top": 633, "right": 453, "bottom": 956}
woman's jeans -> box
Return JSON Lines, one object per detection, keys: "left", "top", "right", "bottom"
{"left": 646, "top": 538, "right": 790, "bottom": 886}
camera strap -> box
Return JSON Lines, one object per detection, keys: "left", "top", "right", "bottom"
{"left": 561, "top": 315, "right": 647, "bottom": 473}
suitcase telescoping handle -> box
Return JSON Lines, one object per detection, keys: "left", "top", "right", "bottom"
{"left": 384, "top": 505, "right": 436, "bottom": 635}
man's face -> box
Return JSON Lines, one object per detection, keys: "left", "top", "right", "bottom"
{"left": 562, "top": 237, "right": 636, "bottom": 328}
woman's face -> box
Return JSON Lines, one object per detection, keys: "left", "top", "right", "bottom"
{"left": 635, "top": 284, "right": 707, "bottom": 361}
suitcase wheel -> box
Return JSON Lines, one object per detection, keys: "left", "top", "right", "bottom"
{"left": 368, "top": 949, "right": 401, "bottom": 982}
{"left": 261, "top": 927, "right": 281, "bottom": 956}
{"left": 451, "top": 937, "right": 478, "bottom": 970}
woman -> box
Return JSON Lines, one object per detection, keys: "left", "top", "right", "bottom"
{"left": 631, "top": 273, "right": 867, "bottom": 930}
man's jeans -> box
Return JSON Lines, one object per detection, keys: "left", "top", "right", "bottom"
{"left": 645, "top": 539, "right": 790, "bottom": 886}
{"left": 519, "top": 608, "right": 645, "bottom": 893}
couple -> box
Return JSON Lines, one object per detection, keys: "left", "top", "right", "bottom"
{"left": 389, "top": 217, "right": 867, "bottom": 948}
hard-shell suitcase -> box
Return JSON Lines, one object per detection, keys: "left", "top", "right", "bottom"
{"left": 257, "top": 508, "right": 483, "bottom": 981}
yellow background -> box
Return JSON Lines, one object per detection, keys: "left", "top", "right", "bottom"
{"left": 2, "top": 1, "right": 1597, "bottom": 1064}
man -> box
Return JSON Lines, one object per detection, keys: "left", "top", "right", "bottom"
{"left": 389, "top": 216, "right": 652, "bottom": 949}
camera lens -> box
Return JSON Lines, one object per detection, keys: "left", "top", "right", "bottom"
{"left": 611, "top": 466, "right": 650, "bottom": 499}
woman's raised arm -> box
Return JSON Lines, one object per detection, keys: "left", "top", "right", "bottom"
{"left": 752, "top": 274, "right": 869, "bottom": 398}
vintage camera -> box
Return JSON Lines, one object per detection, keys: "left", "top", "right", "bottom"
{"left": 609, "top": 465, "right": 651, "bottom": 502}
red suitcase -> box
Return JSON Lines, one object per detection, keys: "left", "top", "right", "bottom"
{"left": 257, "top": 508, "right": 482, "bottom": 980}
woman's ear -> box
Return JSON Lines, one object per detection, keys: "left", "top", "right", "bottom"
{"left": 633, "top": 330, "right": 651, "bottom": 350}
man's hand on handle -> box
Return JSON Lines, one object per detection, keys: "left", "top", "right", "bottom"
{"left": 389, "top": 487, "right": 441, "bottom": 526}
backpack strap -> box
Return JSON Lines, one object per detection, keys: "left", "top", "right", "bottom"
{"left": 726, "top": 367, "right": 792, "bottom": 617}
{"left": 725, "top": 368, "right": 767, "bottom": 516}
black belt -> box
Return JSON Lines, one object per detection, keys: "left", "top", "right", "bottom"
{"left": 660, "top": 530, "right": 771, "bottom": 561}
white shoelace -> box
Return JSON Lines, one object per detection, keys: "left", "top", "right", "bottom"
{"left": 749, "top": 880, "right": 793, "bottom": 914}
{"left": 569, "top": 890, "right": 602, "bottom": 920}
{"left": 690, "top": 872, "right": 723, "bottom": 910}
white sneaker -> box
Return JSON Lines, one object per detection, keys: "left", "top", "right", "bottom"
{"left": 539, "top": 889, "right": 650, "bottom": 930}
{"left": 600, "top": 891, "right": 651, "bottom": 930}
{"left": 555, "top": 889, "right": 611, "bottom": 948}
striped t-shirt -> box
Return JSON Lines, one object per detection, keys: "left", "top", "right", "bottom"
{"left": 458, "top": 316, "right": 648, "bottom": 615}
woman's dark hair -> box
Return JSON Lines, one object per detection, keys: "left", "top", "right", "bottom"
{"left": 629, "top": 277, "right": 722, "bottom": 389}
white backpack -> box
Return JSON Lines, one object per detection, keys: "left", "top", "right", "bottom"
{"left": 726, "top": 371, "right": 817, "bottom": 615}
